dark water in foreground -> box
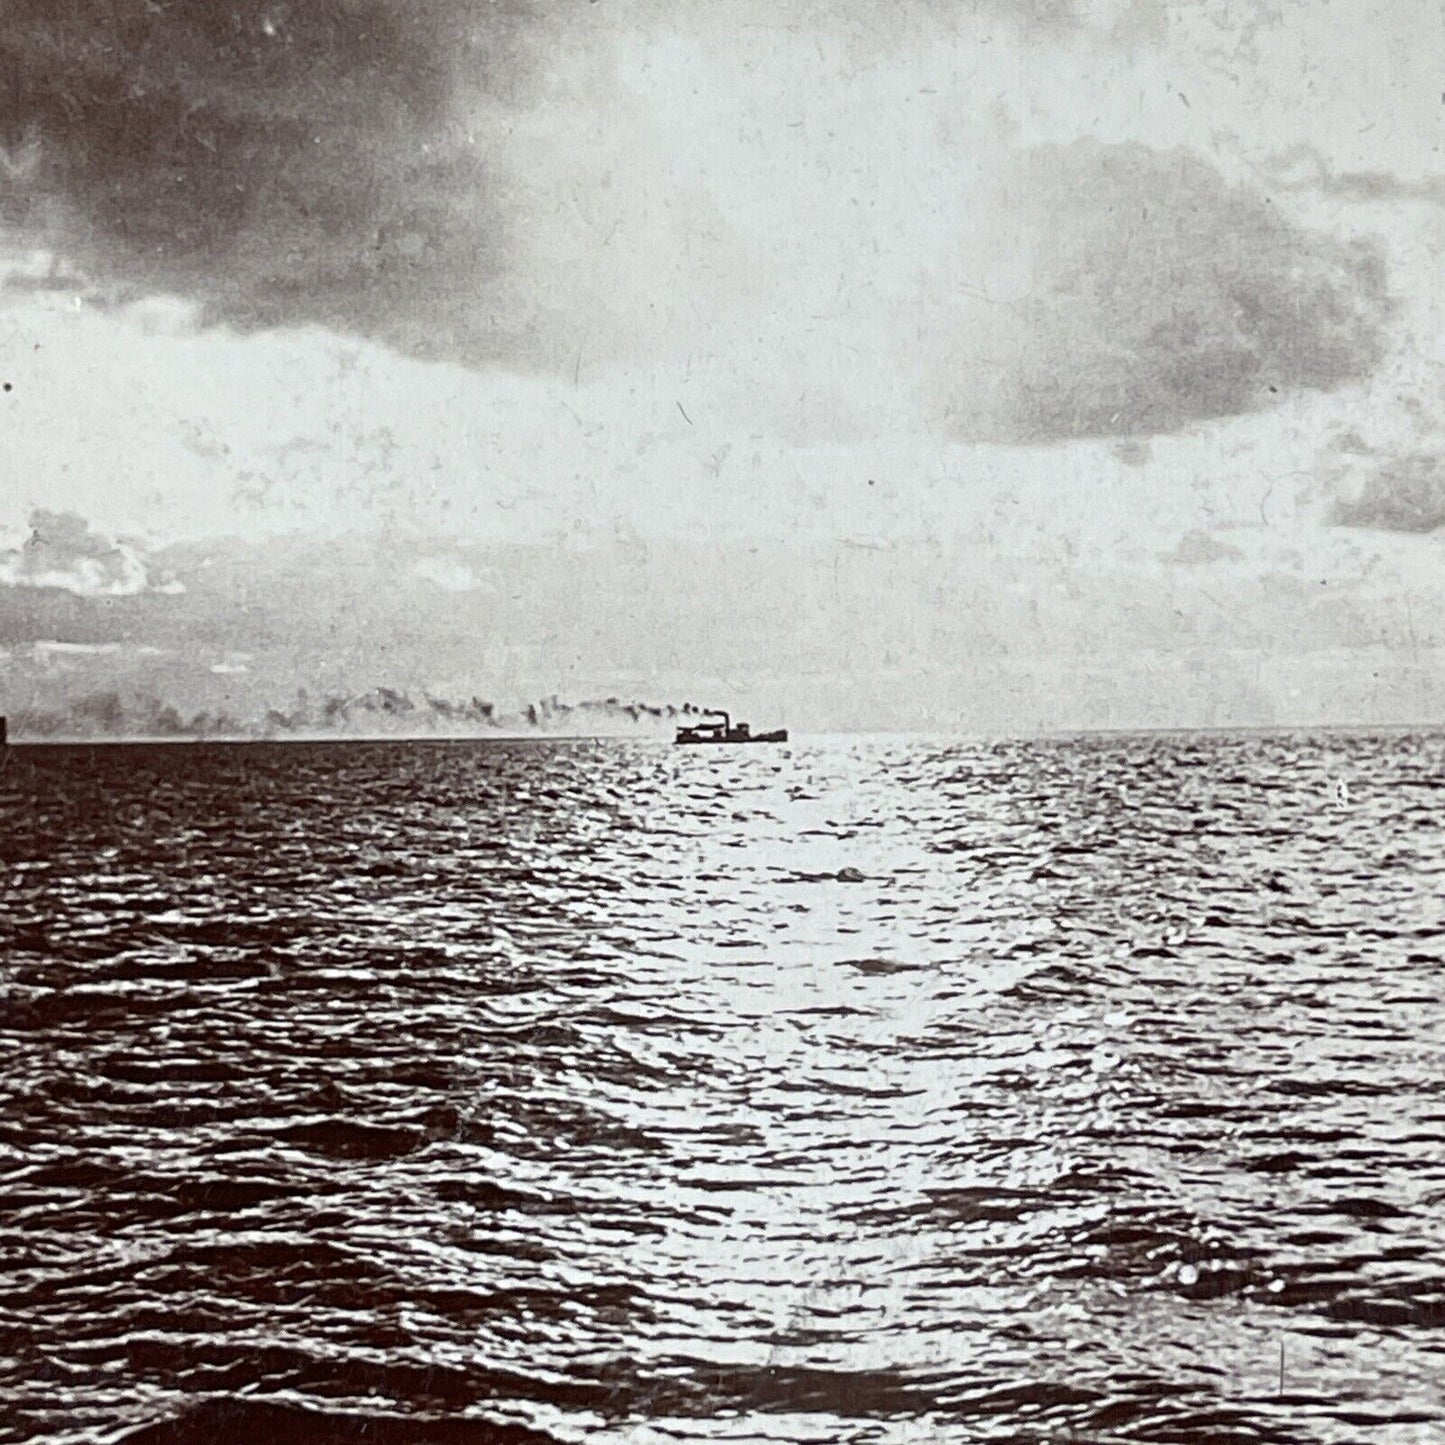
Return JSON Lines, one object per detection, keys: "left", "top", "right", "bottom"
{"left": 2, "top": 733, "right": 1444, "bottom": 1445}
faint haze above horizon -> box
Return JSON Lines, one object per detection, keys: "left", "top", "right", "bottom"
{"left": 2, "top": 0, "right": 1444, "bottom": 734}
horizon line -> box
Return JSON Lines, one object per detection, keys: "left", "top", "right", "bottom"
{"left": 5, "top": 718, "right": 1444, "bottom": 748}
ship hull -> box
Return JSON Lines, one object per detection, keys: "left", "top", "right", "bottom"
{"left": 675, "top": 729, "right": 788, "bottom": 745}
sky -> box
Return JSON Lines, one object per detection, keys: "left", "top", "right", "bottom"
{"left": 1, "top": 0, "right": 1444, "bottom": 734}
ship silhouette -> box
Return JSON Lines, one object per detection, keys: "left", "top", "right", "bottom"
{"left": 674, "top": 710, "right": 787, "bottom": 745}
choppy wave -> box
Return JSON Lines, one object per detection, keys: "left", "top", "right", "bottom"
{"left": 1, "top": 732, "right": 1443, "bottom": 1443}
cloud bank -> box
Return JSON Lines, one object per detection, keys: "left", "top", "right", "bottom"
{"left": 0, "top": 510, "right": 181, "bottom": 596}
{"left": 1264, "top": 144, "right": 1445, "bottom": 210}
{"left": 993, "top": 141, "right": 1392, "bottom": 441}
{"left": 3, "top": 519, "right": 1444, "bottom": 734}
{"left": 1333, "top": 453, "right": 1445, "bottom": 534}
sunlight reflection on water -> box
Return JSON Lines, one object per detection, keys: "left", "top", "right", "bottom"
{"left": 1, "top": 731, "right": 1444, "bottom": 1443}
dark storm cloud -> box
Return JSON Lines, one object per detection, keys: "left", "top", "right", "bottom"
{"left": 1332, "top": 453, "right": 1445, "bottom": 534}
{"left": 0, "top": 0, "right": 536, "bottom": 362}
{"left": 995, "top": 141, "right": 1392, "bottom": 441}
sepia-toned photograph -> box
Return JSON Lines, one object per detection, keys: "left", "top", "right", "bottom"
{"left": 2, "top": 1, "right": 1443, "bottom": 1441}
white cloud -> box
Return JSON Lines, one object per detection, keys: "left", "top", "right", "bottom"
{"left": 413, "top": 557, "right": 490, "bottom": 593}
{"left": 0, "top": 510, "right": 183, "bottom": 596}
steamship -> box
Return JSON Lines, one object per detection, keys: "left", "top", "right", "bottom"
{"left": 674, "top": 710, "right": 787, "bottom": 745}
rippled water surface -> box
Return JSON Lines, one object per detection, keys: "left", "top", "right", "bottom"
{"left": 2, "top": 733, "right": 1444, "bottom": 1444}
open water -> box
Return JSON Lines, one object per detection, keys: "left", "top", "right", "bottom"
{"left": 1, "top": 732, "right": 1443, "bottom": 1444}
